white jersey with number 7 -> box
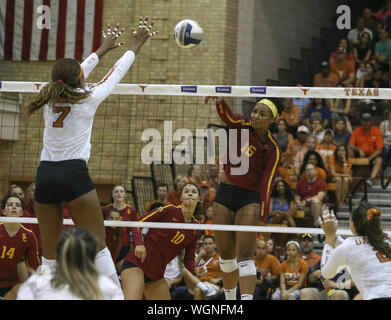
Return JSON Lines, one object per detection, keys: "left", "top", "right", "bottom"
{"left": 40, "top": 50, "right": 135, "bottom": 163}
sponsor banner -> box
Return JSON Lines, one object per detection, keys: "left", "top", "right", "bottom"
{"left": 181, "top": 86, "right": 198, "bottom": 93}
{"left": 215, "top": 86, "right": 232, "bottom": 94}
{"left": 344, "top": 88, "right": 380, "bottom": 97}
{"left": 250, "top": 86, "right": 266, "bottom": 94}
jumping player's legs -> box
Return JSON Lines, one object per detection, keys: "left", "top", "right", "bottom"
{"left": 67, "top": 189, "right": 121, "bottom": 289}
{"left": 235, "top": 202, "right": 260, "bottom": 300}
{"left": 213, "top": 202, "right": 238, "bottom": 299}
{"left": 34, "top": 201, "right": 64, "bottom": 260}
{"left": 144, "top": 278, "right": 171, "bottom": 300}
{"left": 121, "top": 267, "right": 146, "bottom": 300}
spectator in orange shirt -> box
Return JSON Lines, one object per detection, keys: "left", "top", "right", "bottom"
{"left": 254, "top": 239, "right": 281, "bottom": 300}
{"left": 168, "top": 175, "right": 188, "bottom": 206}
{"left": 201, "top": 205, "right": 214, "bottom": 236}
{"left": 199, "top": 180, "right": 215, "bottom": 216}
{"left": 271, "top": 241, "right": 308, "bottom": 300}
{"left": 182, "top": 235, "right": 222, "bottom": 300}
{"left": 286, "top": 126, "right": 310, "bottom": 167}
{"left": 349, "top": 112, "right": 384, "bottom": 186}
{"left": 144, "top": 183, "right": 168, "bottom": 213}
{"left": 298, "top": 233, "right": 320, "bottom": 269}
{"left": 279, "top": 98, "right": 301, "bottom": 135}
{"left": 188, "top": 164, "right": 204, "bottom": 186}
{"left": 330, "top": 47, "right": 356, "bottom": 86}
{"left": 299, "top": 150, "right": 327, "bottom": 181}
{"left": 313, "top": 61, "right": 340, "bottom": 87}
{"left": 316, "top": 129, "right": 337, "bottom": 171}
{"left": 206, "top": 163, "right": 220, "bottom": 193}
{"left": 329, "top": 145, "right": 352, "bottom": 206}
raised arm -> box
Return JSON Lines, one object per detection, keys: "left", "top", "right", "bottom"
{"left": 89, "top": 17, "right": 158, "bottom": 105}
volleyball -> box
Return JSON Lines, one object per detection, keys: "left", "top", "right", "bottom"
{"left": 173, "top": 19, "right": 203, "bottom": 48}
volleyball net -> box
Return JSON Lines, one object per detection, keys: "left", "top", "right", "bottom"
{"left": 1, "top": 82, "right": 391, "bottom": 236}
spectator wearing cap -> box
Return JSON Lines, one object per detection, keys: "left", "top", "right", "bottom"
{"left": 295, "top": 163, "right": 326, "bottom": 226}
{"left": 330, "top": 47, "right": 356, "bottom": 87}
{"left": 329, "top": 144, "right": 352, "bottom": 206}
{"left": 375, "top": 28, "right": 391, "bottom": 73}
{"left": 286, "top": 126, "right": 310, "bottom": 167}
{"left": 313, "top": 61, "right": 340, "bottom": 87}
{"left": 304, "top": 98, "right": 331, "bottom": 130}
{"left": 316, "top": 129, "right": 337, "bottom": 172}
{"left": 298, "top": 234, "right": 321, "bottom": 268}
{"left": 271, "top": 241, "right": 308, "bottom": 300}
{"left": 278, "top": 98, "right": 301, "bottom": 136}
{"left": 333, "top": 117, "right": 352, "bottom": 147}
{"left": 253, "top": 239, "right": 281, "bottom": 300}
{"left": 348, "top": 17, "right": 374, "bottom": 46}
{"left": 349, "top": 113, "right": 384, "bottom": 186}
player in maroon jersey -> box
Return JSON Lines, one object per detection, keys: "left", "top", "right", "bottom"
{"left": 205, "top": 96, "right": 281, "bottom": 300}
{"left": 120, "top": 183, "right": 202, "bottom": 300}
{"left": 0, "top": 194, "right": 40, "bottom": 299}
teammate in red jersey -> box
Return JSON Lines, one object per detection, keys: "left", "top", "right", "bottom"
{"left": 120, "top": 183, "right": 202, "bottom": 300}
{"left": 0, "top": 194, "right": 40, "bottom": 299}
{"left": 102, "top": 185, "right": 142, "bottom": 271}
{"left": 205, "top": 97, "right": 281, "bottom": 300}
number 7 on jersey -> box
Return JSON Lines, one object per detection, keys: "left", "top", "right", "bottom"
{"left": 52, "top": 106, "right": 71, "bottom": 128}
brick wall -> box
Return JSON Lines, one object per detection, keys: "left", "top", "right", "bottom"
{"left": 0, "top": 0, "right": 237, "bottom": 201}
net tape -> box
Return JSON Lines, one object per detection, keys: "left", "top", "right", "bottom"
{"left": 0, "top": 82, "right": 384, "bottom": 99}
{"left": 1, "top": 216, "right": 390, "bottom": 236}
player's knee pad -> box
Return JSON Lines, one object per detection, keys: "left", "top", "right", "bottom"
{"left": 219, "top": 257, "right": 238, "bottom": 273}
{"left": 238, "top": 260, "right": 256, "bottom": 278}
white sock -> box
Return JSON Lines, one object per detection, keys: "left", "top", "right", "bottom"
{"left": 224, "top": 287, "right": 237, "bottom": 300}
{"left": 241, "top": 293, "right": 253, "bottom": 300}
{"left": 95, "top": 247, "right": 121, "bottom": 289}
{"left": 40, "top": 256, "right": 56, "bottom": 274}
{"left": 196, "top": 282, "right": 209, "bottom": 293}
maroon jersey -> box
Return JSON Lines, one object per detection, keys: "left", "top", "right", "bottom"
{"left": 0, "top": 223, "right": 41, "bottom": 288}
{"left": 125, "top": 204, "right": 200, "bottom": 281}
{"left": 295, "top": 178, "right": 327, "bottom": 201}
{"left": 216, "top": 100, "right": 281, "bottom": 222}
{"left": 22, "top": 203, "right": 42, "bottom": 257}
{"left": 105, "top": 227, "right": 125, "bottom": 262}
{"left": 102, "top": 204, "right": 143, "bottom": 247}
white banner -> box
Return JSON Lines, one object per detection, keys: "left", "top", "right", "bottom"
{"left": 0, "top": 81, "right": 385, "bottom": 99}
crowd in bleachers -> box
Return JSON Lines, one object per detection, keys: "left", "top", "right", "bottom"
{"left": 2, "top": 5, "right": 391, "bottom": 301}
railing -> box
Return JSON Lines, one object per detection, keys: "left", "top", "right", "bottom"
{"left": 348, "top": 178, "right": 368, "bottom": 212}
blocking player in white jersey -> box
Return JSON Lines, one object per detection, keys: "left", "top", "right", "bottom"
{"left": 320, "top": 203, "right": 391, "bottom": 300}
{"left": 25, "top": 17, "right": 158, "bottom": 290}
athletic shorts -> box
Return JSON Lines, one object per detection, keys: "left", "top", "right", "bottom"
{"left": 0, "top": 285, "right": 14, "bottom": 297}
{"left": 214, "top": 183, "right": 260, "bottom": 212}
{"left": 35, "top": 160, "right": 95, "bottom": 204}
{"left": 120, "top": 259, "right": 152, "bottom": 283}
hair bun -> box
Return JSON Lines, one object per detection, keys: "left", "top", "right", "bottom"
{"left": 367, "top": 208, "right": 381, "bottom": 221}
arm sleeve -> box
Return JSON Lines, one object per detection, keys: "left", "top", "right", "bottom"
{"left": 321, "top": 243, "right": 348, "bottom": 279}
{"left": 26, "top": 232, "right": 41, "bottom": 270}
{"left": 183, "top": 235, "right": 199, "bottom": 274}
{"left": 89, "top": 50, "right": 136, "bottom": 106}
{"left": 216, "top": 100, "right": 250, "bottom": 129}
{"left": 259, "top": 144, "right": 281, "bottom": 223}
{"left": 80, "top": 53, "right": 99, "bottom": 79}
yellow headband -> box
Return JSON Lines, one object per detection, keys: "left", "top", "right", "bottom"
{"left": 258, "top": 99, "right": 278, "bottom": 118}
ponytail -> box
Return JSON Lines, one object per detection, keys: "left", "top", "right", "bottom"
{"left": 351, "top": 203, "right": 391, "bottom": 259}
{"left": 26, "top": 80, "right": 90, "bottom": 116}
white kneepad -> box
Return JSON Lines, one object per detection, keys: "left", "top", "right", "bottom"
{"left": 238, "top": 260, "right": 256, "bottom": 278}
{"left": 219, "top": 257, "right": 238, "bottom": 273}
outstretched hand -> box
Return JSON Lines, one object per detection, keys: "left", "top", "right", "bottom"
{"left": 204, "top": 96, "right": 224, "bottom": 104}
{"left": 129, "top": 16, "right": 159, "bottom": 55}
{"left": 95, "top": 22, "right": 126, "bottom": 59}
